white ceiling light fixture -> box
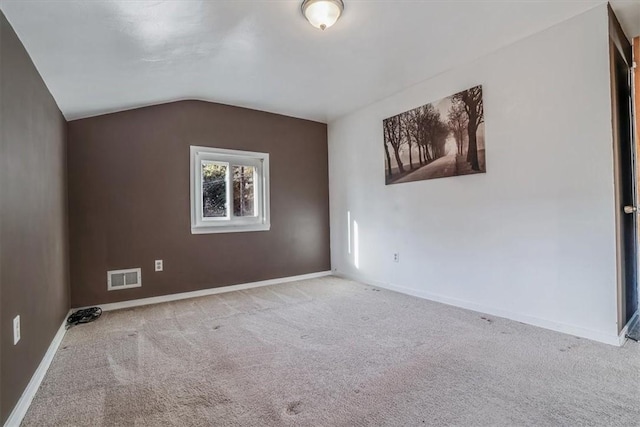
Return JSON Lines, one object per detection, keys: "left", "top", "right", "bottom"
{"left": 301, "top": 0, "right": 344, "bottom": 31}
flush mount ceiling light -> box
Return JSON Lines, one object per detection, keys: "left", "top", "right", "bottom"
{"left": 301, "top": 0, "right": 344, "bottom": 31}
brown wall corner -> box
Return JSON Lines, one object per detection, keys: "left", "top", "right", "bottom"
{"left": 67, "top": 100, "right": 330, "bottom": 307}
{"left": 0, "top": 11, "right": 70, "bottom": 423}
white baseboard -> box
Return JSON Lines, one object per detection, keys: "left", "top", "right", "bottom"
{"left": 619, "top": 311, "right": 639, "bottom": 345}
{"left": 4, "top": 311, "right": 71, "bottom": 427}
{"left": 335, "top": 271, "right": 622, "bottom": 347}
{"left": 78, "top": 271, "right": 333, "bottom": 312}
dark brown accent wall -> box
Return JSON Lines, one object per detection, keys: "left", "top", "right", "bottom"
{"left": 0, "top": 11, "right": 70, "bottom": 423}
{"left": 68, "top": 100, "right": 330, "bottom": 307}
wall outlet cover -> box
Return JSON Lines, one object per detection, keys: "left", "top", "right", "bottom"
{"left": 155, "top": 260, "right": 163, "bottom": 272}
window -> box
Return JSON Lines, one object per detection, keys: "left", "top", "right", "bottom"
{"left": 190, "top": 146, "right": 270, "bottom": 234}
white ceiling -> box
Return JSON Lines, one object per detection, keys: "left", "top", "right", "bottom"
{"left": 1, "top": 0, "right": 635, "bottom": 123}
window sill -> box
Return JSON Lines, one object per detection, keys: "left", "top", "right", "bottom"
{"left": 191, "top": 223, "right": 271, "bottom": 235}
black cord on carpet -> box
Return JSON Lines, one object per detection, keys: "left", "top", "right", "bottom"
{"left": 66, "top": 307, "right": 102, "bottom": 329}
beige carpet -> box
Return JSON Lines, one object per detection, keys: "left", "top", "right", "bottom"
{"left": 23, "top": 276, "right": 640, "bottom": 426}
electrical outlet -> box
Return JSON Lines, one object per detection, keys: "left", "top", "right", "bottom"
{"left": 393, "top": 253, "right": 400, "bottom": 263}
{"left": 13, "top": 315, "right": 20, "bottom": 345}
{"left": 155, "top": 260, "right": 163, "bottom": 272}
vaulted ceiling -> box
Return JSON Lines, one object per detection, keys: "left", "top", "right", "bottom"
{"left": 0, "top": 0, "right": 635, "bottom": 123}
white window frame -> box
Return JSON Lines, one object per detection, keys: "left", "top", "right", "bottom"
{"left": 190, "top": 146, "right": 270, "bottom": 234}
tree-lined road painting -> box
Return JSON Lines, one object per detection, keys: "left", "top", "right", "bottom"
{"left": 383, "top": 85, "right": 486, "bottom": 185}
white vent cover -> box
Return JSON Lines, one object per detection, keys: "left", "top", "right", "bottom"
{"left": 107, "top": 268, "right": 142, "bottom": 291}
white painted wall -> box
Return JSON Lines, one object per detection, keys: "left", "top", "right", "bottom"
{"left": 328, "top": 5, "right": 620, "bottom": 345}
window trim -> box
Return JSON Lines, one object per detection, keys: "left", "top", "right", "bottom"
{"left": 190, "top": 146, "right": 270, "bottom": 234}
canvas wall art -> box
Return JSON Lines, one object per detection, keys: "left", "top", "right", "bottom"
{"left": 383, "top": 85, "right": 485, "bottom": 185}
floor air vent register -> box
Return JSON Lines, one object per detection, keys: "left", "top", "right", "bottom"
{"left": 107, "top": 268, "right": 142, "bottom": 291}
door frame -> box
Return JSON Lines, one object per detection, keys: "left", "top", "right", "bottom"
{"left": 631, "top": 36, "right": 640, "bottom": 332}
{"left": 608, "top": 6, "right": 636, "bottom": 334}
